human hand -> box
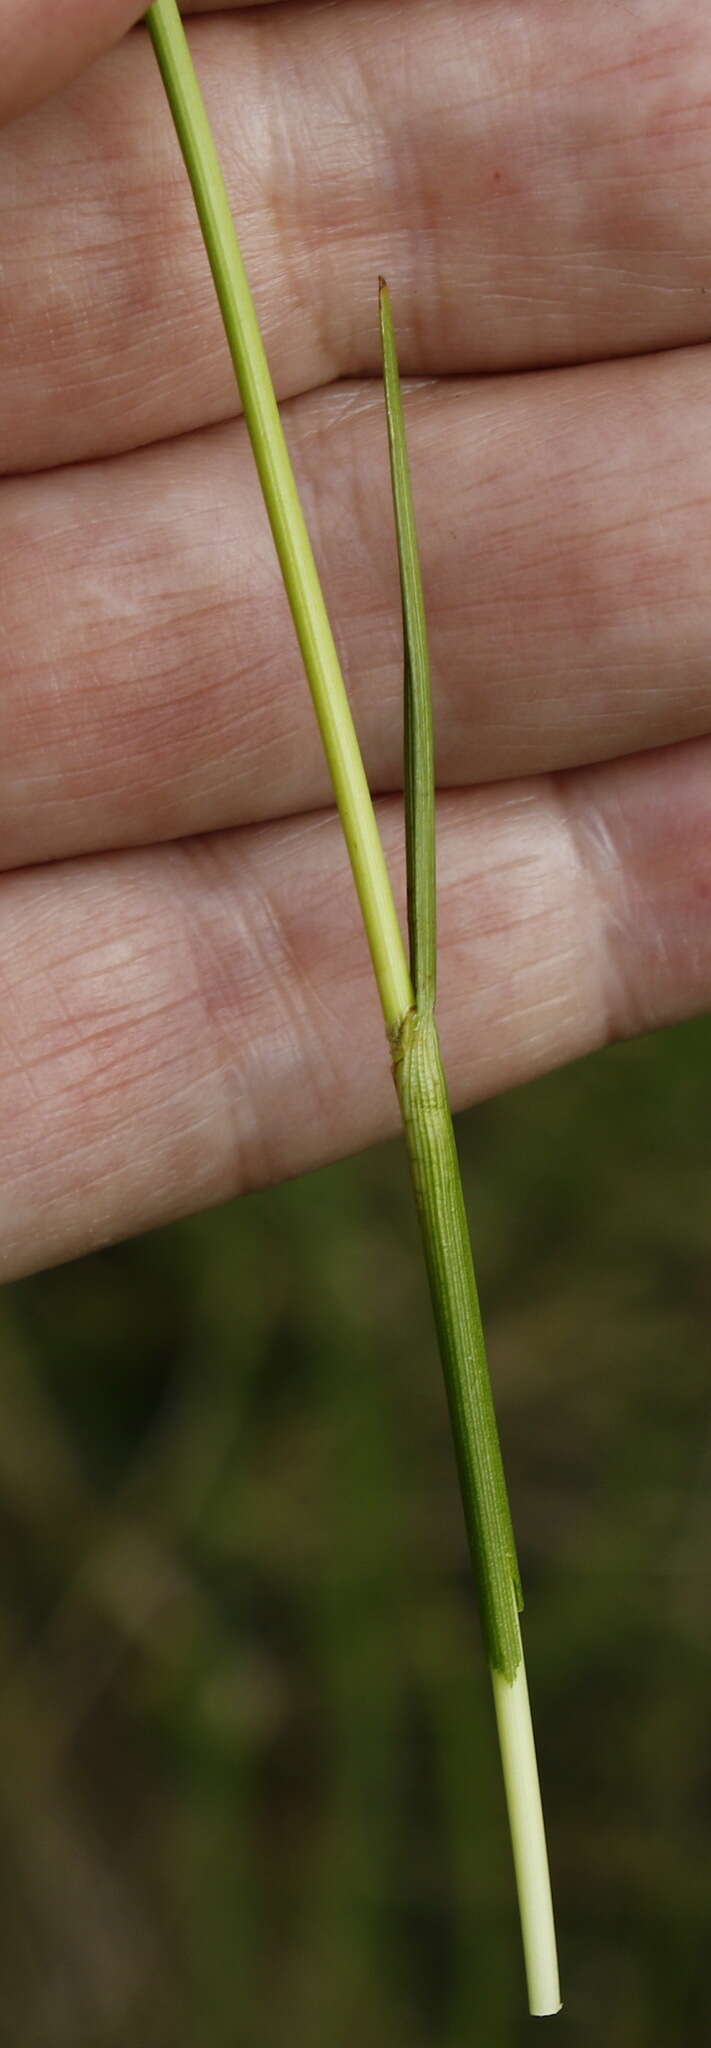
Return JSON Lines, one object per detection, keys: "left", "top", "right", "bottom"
{"left": 2, "top": 0, "right": 710, "bottom": 1278}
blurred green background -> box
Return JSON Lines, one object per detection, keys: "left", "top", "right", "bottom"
{"left": 0, "top": 1017, "right": 709, "bottom": 2045}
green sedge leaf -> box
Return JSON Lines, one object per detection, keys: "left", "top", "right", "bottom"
{"left": 379, "top": 280, "right": 437, "bottom": 1014}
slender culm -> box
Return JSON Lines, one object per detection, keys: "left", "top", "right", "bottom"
{"left": 145, "top": 0, "right": 561, "bottom": 2014}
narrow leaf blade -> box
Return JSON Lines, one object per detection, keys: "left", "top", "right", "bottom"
{"left": 379, "top": 281, "right": 436, "bottom": 1013}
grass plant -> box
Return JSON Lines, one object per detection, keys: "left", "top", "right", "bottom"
{"left": 145, "top": 0, "right": 560, "bottom": 2014}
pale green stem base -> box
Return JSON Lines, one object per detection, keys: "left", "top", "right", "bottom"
{"left": 395, "top": 1005, "right": 561, "bottom": 2014}
{"left": 492, "top": 1647, "right": 561, "bottom": 2016}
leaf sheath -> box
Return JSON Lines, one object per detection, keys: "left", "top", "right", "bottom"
{"left": 393, "top": 1008, "right": 523, "bottom": 1680}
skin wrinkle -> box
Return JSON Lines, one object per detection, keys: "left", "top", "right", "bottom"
{"left": 3, "top": 4, "right": 711, "bottom": 469}
{"left": 155, "top": 842, "right": 262, "bottom": 1190}
{"left": 1, "top": 986, "right": 228, "bottom": 1251}
{"left": 548, "top": 769, "right": 618, "bottom": 1051}
{"left": 0, "top": 1, "right": 146, "bottom": 126}
{"left": 3, "top": 346, "right": 711, "bottom": 868}
{"left": 0, "top": 733, "right": 708, "bottom": 1278}
{"left": 175, "top": 830, "right": 339, "bottom": 1193}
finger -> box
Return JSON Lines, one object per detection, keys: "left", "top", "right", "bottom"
{"left": 0, "top": 1, "right": 148, "bottom": 126}
{"left": 0, "top": 0, "right": 247, "bottom": 131}
{"left": 3, "top": 1, "right": 711, "bottom": 471}
{"left": 1, "top": 735, "right": 709, "bottom": 1280}
{"left": 4, "top": 344, "right": 711, "bottom": 871}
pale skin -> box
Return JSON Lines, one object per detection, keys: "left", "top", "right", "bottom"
{"left": 1, "top": 0, "right": 710, "bottom": 1280}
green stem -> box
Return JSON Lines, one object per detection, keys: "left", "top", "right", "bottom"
{"left": 144, "top": 0, "right": 560, "bottom": 2013}
{"left": 146, "top": 0, "right": 411, "bottom": 1036}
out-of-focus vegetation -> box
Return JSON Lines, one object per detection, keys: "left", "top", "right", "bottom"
{"left": 0, "top": 1017, "right": 709, "bottom": 2045}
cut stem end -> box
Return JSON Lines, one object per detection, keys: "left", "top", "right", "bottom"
{"left": 491, "top": 1650, "right": 561, "bottom": 2017}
